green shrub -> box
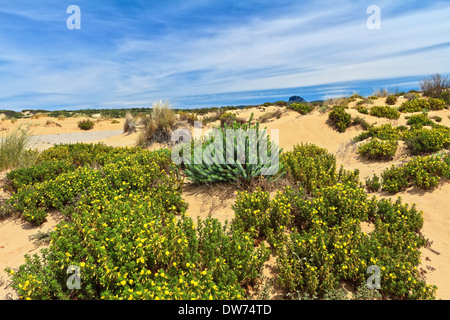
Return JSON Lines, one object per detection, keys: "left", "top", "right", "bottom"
{"left": 428, "top": 98, "right": 446, "bottom": 110}
{"left": 178, "top": 111, "right": 199, "bottom": 125}
{"left": 77, "top": 119, "right": 95, "bottom": 131}
{"left": 233, "top": 187, "right": 295, "bottom": 245}
{"left": 275, "top": 182, "right": 435, "bottom": 299}
{"left": 385, "top": 95, "right": 398, "bottom": 105}
{"left": 4, "top": 145, "right": 270, "bottom": 300}
{"left": 405, "top": 128, "right": 450, "bottom": 155}
{"left": 357, "top": 138, "right": 398, "bottom": 160}
{"left": 352, "top": 116, "right": 370, "bottom": 130}
{"left": 288, "top": 103, "right": 315, "bottom": 115}
{"left": 381, "top": 155, "right": 449, "bottom": 193}
{"left": 398, "top": 99, "right": 430, "bottom": 113}
{"left": 353, "top": 124, "right": 405, "bottom": 142}
{"left": 406, "top": 114, "right": 433, "bottom": 126}
{"left": 440, "top": 91, "right": 450, "bottom": 105}
{"left": 365, "top": 174, "right": 381, "bottom": 192}
{"left": 381, "top": 165, "right": 409, "bottom": 193}
{"left": 433, "top": 116, "right": 442, "bottom": 123}
{"left": 356, "top": 105, "right": 369, "bottom": 114}
{"left": 259, "top": 109, "right": 283, "bottom": 123}
{"left": 281, "top": 143, "right": 359, "bottom": 194}
{"left": 6, "top": 160, "right": 76, "bottom": 191}
{"left": 328, "top": 106, "right": 352, "bottom": 132}
{"left": 369, "top": 106, "right": 400, "bottom": 119}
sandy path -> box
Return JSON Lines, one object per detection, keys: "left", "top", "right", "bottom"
{"left": 30, "top": 130, "right": 124, "bottom": 150}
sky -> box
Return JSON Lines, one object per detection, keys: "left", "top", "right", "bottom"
{"left": 0, "top": 0, "right": 449, "bottom": 111}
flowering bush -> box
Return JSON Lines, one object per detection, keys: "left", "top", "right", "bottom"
{"left": 353, "top": 124, "right": 406, "bottom": 142}
{"left": 398, "top": 99, "right": 430, "bottom": 113}
{"left": 428, "top": 98, "right": 446, "bottom": 110}
{"left": 365, "top": 174, "right": 381, "bottom": 192}
{"left": 381, "top": 155, "right": 449, "bottom": 193}
{"left": 328, "top": 106, "right": 352, "bottom": 132}
{"left": 406, "top": 114, "right": 434, "bottom": 126}
{"left": 288, "top": 103, "right": 315, "bottom": 115}
{"left": 369, "top": 106, "right": 400, "bottom": 119}
{"left": 405, "top": 127, "right": 450, "bottom": 155}
{"left": 239, "top": 181, "right": 437, "bottom": 299}
{"left": 281, "top": 143, "right": 359, "bottom": 194}
{"left": 356, "top": 105, "right": 369, "bottom": 114}
{"left": 357, "top": 138, "right": 398, "bottom": 160}
{"left": 4, "top": 144, "right": 269, "bottom": 300}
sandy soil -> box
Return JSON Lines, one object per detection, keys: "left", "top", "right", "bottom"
{"left": 0, "top": 97, "right": 449, "bottom": 299}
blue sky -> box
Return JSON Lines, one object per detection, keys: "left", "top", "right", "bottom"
{"left": 0, "top": 0, "right": 449, "bottom": 110}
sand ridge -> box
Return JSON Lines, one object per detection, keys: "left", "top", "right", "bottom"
{"left": 0, "top": 99, "right": 449, "bottom": 299}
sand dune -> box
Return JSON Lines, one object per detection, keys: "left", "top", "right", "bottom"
{"left": 0, "top": 99, "right": 449, "bottom": 299}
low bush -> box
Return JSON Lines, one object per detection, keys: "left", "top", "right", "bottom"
{"left": 385, "top": 95, "right": 398, "bottom": 105}
{"left": 440, "top": 91, "right": 450, "bottom": 105}
{"left": 357, "top": 138, "right": 398, "bottom": 160}
{"left": 405, "top": 127, "right": 450, "bottom": 155}
{"left": 365, "top": 174, "right": 381, "bottom": 192}
{"left": 369, "top": 106, "right": 400, "bottom": 119}
{"left": 398, "top": 99, "right": 430, "bottom": 113}
{"left": 218, "top": 112, "right": 246, "bottom": 127}
{"left": 288, "top": 103, "right": 315, "bottom": 115}
{"left": 281, "top": 143, "right": 359, "bottom": 194}
{"left": 404, "top": 92, "right": 420, "bottom": 101}
{"left": 328, "top": 106, "right": 352, "bottom": 132}
{"left": 406, "top": 114, "right": 433, "bottom": 126}
{"left": 356, "top": 105, "right": 369, "bottom": 114}
{"left": 381, "top": 155, "right": 449, "bottom": 193}
{"left": 3, "top": 145, "right": 270, "bottom": 300}
{"left": 6, "top": 160, "right": 76, "bottom": 191}
{"left": 77, "top": 119, "right": 95, "bottom": 131}
{"left": 428, "top": 98, "right": 446, "bottom": 110}
{"left": 381, "top": 165, "right": 409, "bottom": 193}
{"left": 353, "top": 124, "right": 405, "bottom": 142}
{"left": 178, "top": 111, "right": 199, "bottom": 125}
{"left": 259, "top": 109, "right": 283, "bottom": 123}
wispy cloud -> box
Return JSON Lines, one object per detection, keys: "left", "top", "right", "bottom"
{"left": 0, "top": 0, "right": 449, "bottom": 110}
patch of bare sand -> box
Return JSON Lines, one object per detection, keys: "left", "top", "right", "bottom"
{"left": 182, "top": 183, "right": 238, "bottom": 224}
{"left": 0, "top": 116, "right": 125, "bottom": 135}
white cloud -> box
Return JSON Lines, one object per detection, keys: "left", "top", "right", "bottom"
{"left": 0, "top": 1, "right": 449, "bottom": 109}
